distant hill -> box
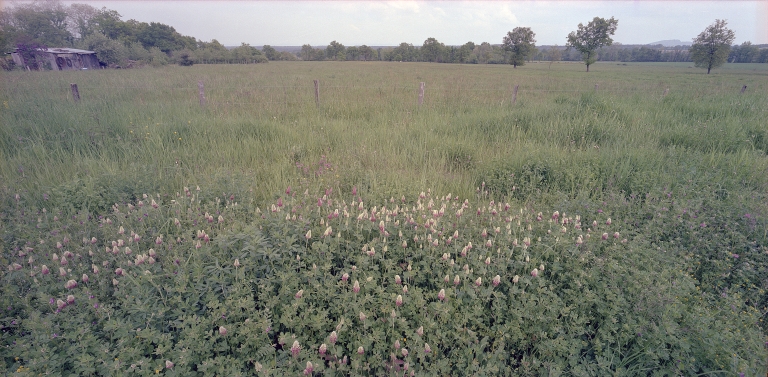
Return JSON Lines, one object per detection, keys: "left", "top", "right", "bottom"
{"left": 648, "top": 39, "right": 692, "bottom": 47}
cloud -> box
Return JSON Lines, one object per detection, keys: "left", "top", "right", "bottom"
{"left": 370, "top": 1, "right": 421, "bottom": 14}
{"left": 495, "top": 4, "right": 518, "bottom": 24}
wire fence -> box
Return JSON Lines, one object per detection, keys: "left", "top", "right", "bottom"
{"left": 7, "top": 77, "right": 759, "bottom": 109}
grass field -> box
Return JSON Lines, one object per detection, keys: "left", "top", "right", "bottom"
{"left": 1, "top": 62, "right": 767, "bottom": 375}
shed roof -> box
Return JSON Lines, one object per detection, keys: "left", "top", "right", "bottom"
{"left": 46, "top": 48, "right": 96, "bottom": 54}
{"left": 12, "top": 47, "right": 96, "bottom": 54}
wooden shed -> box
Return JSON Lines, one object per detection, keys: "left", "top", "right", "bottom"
{"left": 11, "top": 47, "right": 101, "bottom": 71}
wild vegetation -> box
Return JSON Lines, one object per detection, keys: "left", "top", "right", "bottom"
{"left": 1, "top": 61, "right": 767, "bottom": 375}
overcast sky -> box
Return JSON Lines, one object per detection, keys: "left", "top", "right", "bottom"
{"left": 56, "top": 1, "right": 767, "bottom": 46}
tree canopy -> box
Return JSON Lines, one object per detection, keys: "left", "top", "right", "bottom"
{"left": 502, "top": 27, "right": 536, "bottom": 68}
{"left": 566, "top": 16, "right": 618, "bottom": 71}
{"left": 690, "top": 19, "right": 735, "bottom": 74}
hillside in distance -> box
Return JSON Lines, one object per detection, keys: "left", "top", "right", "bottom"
{"left": 648, "top": 39, "right": 692, "bottom": 47}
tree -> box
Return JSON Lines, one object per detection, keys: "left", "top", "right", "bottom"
{"left": 358, "top": 45, "right": 374, "bottom": 61}
{"left": 502, "top": 27, "right": 536, "bottom": 68}
{"left": 78, "top": 32, "right": 125, "bottom": 66}
{"left": 548, "top": 44, "right": 562, "bottom": 69}
{"left": 566, "top": 16, "right": 618, "bottom": 72}
{"left": 4, "top": 1, "right": 73, "bottom": 47}
{"left": 729, "top": 41, "right": 758, "bottom": 63}
{"left": 325, "top": 40, "right": 345, "bottom": 60}
{"left": 421, "top": 37, "right": 445, "bottom": 62}
{"left": 471, "top": 42, "right": 492, "bottom": 64}
{"left": 300, "top": 44, "right": 313, "bottom": 61}
{"left": 91, "top": 8, "right": 133, "bottom": 43}
{"left": 457, "top": 42, "right": 475, "bottom": 63}
{"left": 137, "top": 22, "right": 191, "bottom": 53}
{"left": 390, "top": 42, "right": 418, "bottom": 62}
{"left": 346, "top": 46, "right": 359, "bottom": 61}
{"left": 67, "top": 3, "right": 99, "bottom": 40}
{"left": 262, "top": 45, "right": 278, "bottom": 60}
{"left": 690, "top": 19, "right": 735, "bottom": 74}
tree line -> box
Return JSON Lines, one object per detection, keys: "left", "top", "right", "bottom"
{"left": 2, "top": 2, "right": 765, "bottom": 72}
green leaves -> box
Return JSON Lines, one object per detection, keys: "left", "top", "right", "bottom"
{"left": 690, "top": 19, "right": 736, "bottom": 74}
{"left": 566, "top": 16, "right": 619, "bottom": 71}
{"left": 1, "top": 185, "right": 765, "bottom": 375}
{"left": 502, "top": 27, "right": 537, "bottom": 68}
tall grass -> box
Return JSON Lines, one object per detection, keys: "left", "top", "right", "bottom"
{"left": 2, "top": 62, "right": 766, "bottom": 210}
{"left": 2, "top": 61, "right": 768, "bottom": 373}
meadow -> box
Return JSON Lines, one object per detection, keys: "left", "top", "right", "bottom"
{"left": 1, "top": 61, "right": 767, "bottom": 375}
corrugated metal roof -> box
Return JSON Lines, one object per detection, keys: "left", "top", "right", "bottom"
{"left": 46, "top": 48, "right": 96, "bottom": 54}
{"left": 12, "top": 47, "right": 95, "bottom": 54}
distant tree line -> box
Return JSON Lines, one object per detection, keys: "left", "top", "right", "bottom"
{"left": 2, "top": 2, "right": 766, "bottom": 71}
{"left": 300, "top": 37, "right": 767, "bottom": 66}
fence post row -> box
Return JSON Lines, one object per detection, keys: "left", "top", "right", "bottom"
{"left": 418, "top": 82, "right": 425, "bottom": 106}
{"left": 512, "top": 85, "right": 519, "bottom": 105}
{"left": 314, "top": 80, "right": 320, "bottom": 107}
{"left": 62, "top": 80, "right": 756, "bottom": 107}
{"left": 198, "top": 80, "right": 206, "bottom": 107}
{"left": 70, "top": 83, "right": 80, "bottom": 102}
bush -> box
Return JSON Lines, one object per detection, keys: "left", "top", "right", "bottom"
{"left": 175, "top": 49, "right": 194, "bottom": 66}
{"left": 78, "top": 33, "right": 126, "bottom": 67}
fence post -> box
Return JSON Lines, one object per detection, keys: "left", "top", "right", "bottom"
{"left": 740, "top": 85, "right": 747, "bottom": 94}
{"left": 70, "top": 83, "right": 80, "bottom": 102}
{"left": 512, "top": 85, "right": 519, "bottom": 105}
{"left": 594, "top": 84, "right": 599, "bottom": 91}
{"left": 418, "top": 82, "right": 425, "bottom": 106}
{"left": 663, "top": 88, "right": 669, "bottom": 96}
{"left": 198, "top": 80, "right": 206, "bottom": 106}
{"left": 314, "top": 80, "right": 320, "bottom": 107}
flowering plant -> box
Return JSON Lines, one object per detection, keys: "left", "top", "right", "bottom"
{"left": 0, "top": 186, "right": 763, "bottom": 375}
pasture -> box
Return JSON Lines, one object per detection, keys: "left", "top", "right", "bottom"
{"left": 1, "top": 61, "right": 767, "bottom": 375}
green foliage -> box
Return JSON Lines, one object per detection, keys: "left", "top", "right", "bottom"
{"left": 78, "top": 32, "right": 126, "bottom": 66}
{"left": 690, "top": 19, "right": 736, "bottom": 74}
{"left": 1, "top": 62, "right": 768, "bottom": 373}
{"left": 148, "top": 46, "right": 169, "bottom": 67}
{"left": 326, "top": 41, "right": 346, "bottom": 61}
{"left": 262, "top": 45, "right": 278, "bottom": 60}
{"left": 1, "top": 1, "right": 73, "bottom": 47}
{"left": 566, "top": 17, "right": 619, "bottom": 71}
{"left": 175, "top": 49, "right": 194, "bottom": 66}
{"left": 503, "top": 27, "right": 537, "bottom": 68}
{"left": 422, "top": 37, "right": 445, "bottom": 63}
{"left": 1, "top": 186, "right": 764, "bottom": 375}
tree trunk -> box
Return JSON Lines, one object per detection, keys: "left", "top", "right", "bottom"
{"left": 586, "top": 64, "right": 590, "bottom": 72}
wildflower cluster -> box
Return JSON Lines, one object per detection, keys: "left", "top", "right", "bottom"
{"left": 1, "top": 187, "right": 763, "bottom": 375}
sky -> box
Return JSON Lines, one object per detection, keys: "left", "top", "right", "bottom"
{"left": 53, "top": 1, "right": 768, "bottom": 47}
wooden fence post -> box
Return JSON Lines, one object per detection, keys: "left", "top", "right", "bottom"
{"left": 70, "top": 83, "right": 80, "bottom": 102}
{"left": 663, "top": 88, "right": 669, "bottom": 96}
{"left": 314, "top": 80, "right": 320, "bottom": 107}
{"left": 594, "top": 84, "right": 599, "bottom": 91}
{"left": 198, "top": 80, "right": 206, "bottom": 106}
{"left": 740, "top": 85, "right": 747, "bottom": 94}
{"left": 418, "top": 82, "right": 425, "bottom": 106}
{"left": 512, "top": 85, "right": 519, "bottom": 105}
